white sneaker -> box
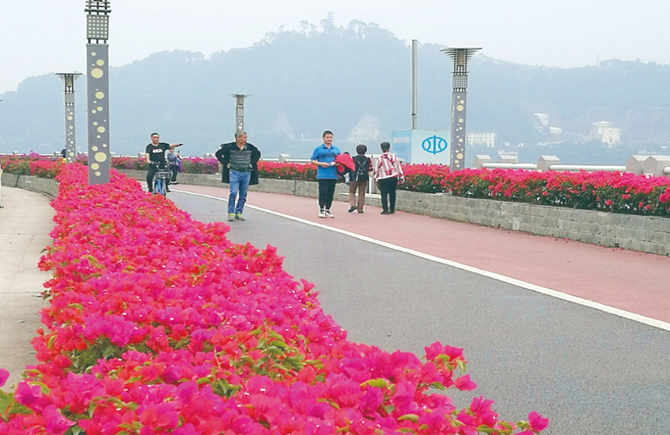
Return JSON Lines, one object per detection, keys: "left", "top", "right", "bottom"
{"left": 324, "top": 210, "right": 334, "bottom": 218}
{"left": 319, "top": 210, "right": 326, "bottom": 218}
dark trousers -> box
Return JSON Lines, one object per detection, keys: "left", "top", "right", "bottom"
{"left": 170, "top": 166, "right": 179, "bottom": 182}
{"left": 146, "top": 164, "right": 170, "bottom": 191}
{"left": 378, "top": 177, "right": 398, "bottom": 212}
{"left": 318, "top": 179, "right": 337, "bottom": 210}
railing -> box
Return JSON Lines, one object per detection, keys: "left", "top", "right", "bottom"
{"left": 473, "top": 154, "right": 670, "bottom": 177}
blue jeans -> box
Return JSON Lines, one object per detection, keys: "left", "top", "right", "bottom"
{"left": 228, "top": 170, "right": 251, "bottom": 214}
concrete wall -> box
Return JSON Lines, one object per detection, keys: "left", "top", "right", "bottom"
{"left": 5, "top": 169, "right": 669, "bottom": 256}
{"left": 1, "top": 173, "right": 59, "bottom": 198}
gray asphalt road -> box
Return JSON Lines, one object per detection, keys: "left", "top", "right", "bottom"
{"left": 171, "top": 192, "right": 670, "bottom": 434}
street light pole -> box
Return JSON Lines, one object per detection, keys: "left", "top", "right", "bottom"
{"left": 231, "top": 94, "right": 250, "bottom": 132}
{"left": 85, "top": 0, "right": 111, "bottom": 185}
{"left": 442, "top": 47, "right": 481, "bottom": 171}
{"left": 55, "top": 73, "right": 82, "bottom": 163}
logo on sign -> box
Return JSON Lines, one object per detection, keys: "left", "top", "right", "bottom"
{"left": 421, "top": 135, "right": 448, "bottom": 155}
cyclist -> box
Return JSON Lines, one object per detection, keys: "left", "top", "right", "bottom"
{"left": 145, "top": 132, "right": 182, "bottom": 193}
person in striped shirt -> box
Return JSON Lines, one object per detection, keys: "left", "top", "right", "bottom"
{"left": 374, "top": 141, "right": 404, "bottom": 215}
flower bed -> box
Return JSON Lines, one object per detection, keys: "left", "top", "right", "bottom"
{"left": 441, "top": 168, "right": 670, "bottom": 216}
{"left": 6, "top": 155, "right": 665, "bottom": 217}
{"left": 0, "top": 153, "right": 66, "bottom": 178}
{"left": 0, "top": 164, "right": 546, "bottom": 434}
{"left": 257, "top": 161, "right": 317, "bottom": 181}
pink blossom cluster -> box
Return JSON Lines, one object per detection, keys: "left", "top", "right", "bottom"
{"left": 0, "top": 154, "right": 64, "bottom": 178}
{"left": 0, "top": 163, "right": 547, "bottom": 434}
{"left": 443, "top": 168, "right": 670, "bottom": 216}
{"left": 257, "top": 162, "right": 317, "bottom": 181}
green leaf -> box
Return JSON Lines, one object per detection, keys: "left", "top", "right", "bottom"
{"left": 269, "top": 340, "right": 288, "bottom": 349}
{"left": 102, "top": 345, "right": 121, "bottom": 359}
{"left": 456, "top": 359, "right": 466, "bottom": 373}
{"left": 397, "top": 414, "right": 419, "bottom": 423}
{"left": 361, "top": 378, "right": 389, "bottom": 389}
{"left": 8, "top": 403, "right": 32, "bottom": 416}
{"left": 65, "top": 426, "right": 84, "bottom": 435}
{"left": 476, "top": 425, "right": 494, "bottom": 434}
{"left": 268, "top": 330, "right": 283, "bottom": 340}
{"left": 429, "top": 381, "right": 446, "bottom": 391}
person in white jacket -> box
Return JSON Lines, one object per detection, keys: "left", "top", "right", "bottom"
{"left": 374, "top": 141, "right": 405, "bottom": 214}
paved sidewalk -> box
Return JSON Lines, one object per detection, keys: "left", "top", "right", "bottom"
{"left": 173, "top": 184, "right": 670, "bottom": 325}
{"left": 0, "top": 187, "right": 53, "bottom": 388}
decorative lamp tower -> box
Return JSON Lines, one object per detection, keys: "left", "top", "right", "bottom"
{"left": 231, "top": 94, "right": 250, "bottom": 132}
{"left": 85, "top": 0, "right": 111, "bottom": 185}
{"left": 55, "top": 73, "right": 82, "bottom": 163}
{"left": 441, "top": 47, "right": 481, "bottom": 171}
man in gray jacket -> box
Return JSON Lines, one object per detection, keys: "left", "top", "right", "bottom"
{"left": 215, "top": 130, "right": 261, "bottom": 222}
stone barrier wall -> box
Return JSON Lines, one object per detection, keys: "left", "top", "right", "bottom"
{"left": 4, "top": 169, "right": 668, "bottom": 256}
{"left": 1, "top": 173, "right": 59, "bottom": 198}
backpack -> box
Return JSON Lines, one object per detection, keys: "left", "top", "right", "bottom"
{"left": 351, "top": 155, "right": 370, "bottom": 182}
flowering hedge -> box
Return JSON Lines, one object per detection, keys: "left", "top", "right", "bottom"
{"left": 257, "top": 161, "right": 317, "bottom": 181}
{"left": 440, "top": 168, "right": 670, "bottom": 216}
{"left": 0, "top": 153, "right": 66, "bottom": 179}
{"left": 0, "top": 164, "right": 546, "bottom": 434}
{"left": 0, "top": 155, "right": 220, "bottom": 176}
{"left": 5, "top": 155, "right": 665, "bottom": 217}
{"left": 110, "top": 156, "right": 219, "bottom": 174}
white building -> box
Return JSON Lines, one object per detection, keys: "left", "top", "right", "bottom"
{"left": 533, "top": 113, "right": 549, "bottom": 128}
{"left": 467, "top": 132, "right": 496, "bottom": 147}
{"left": 549, "top": 126, "right": 562, "bottom": 142}
{"left": 590, "top": 121, "right": 620, "bottom": 145}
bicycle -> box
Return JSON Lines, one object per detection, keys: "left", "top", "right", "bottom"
{"left": 151, "top": 163, "right": 172, "bottom": 197}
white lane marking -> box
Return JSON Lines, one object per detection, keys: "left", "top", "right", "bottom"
{"left": 174, "top": 189, "right": 670, "bottom": 333}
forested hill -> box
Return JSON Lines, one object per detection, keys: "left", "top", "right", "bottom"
{"left": 1, "top": 18, "right": 670, "bottom": 163}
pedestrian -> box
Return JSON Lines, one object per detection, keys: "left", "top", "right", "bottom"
{"left": 145, "top": 132, "right": 182, "bottom": 193}
{"left": 348, "top": 144, "right": 372, "bottom": 214}
{"left": 374, "top": 141, "right": 404, "bottom": 215}
{"left": 310, "top": 130, "right": 341, "bottom": 218}
{"left": 215, "top": 130, "right": 261, "bottom": 222}
{"left": 167, "top": 148, "right": 182, "bottom": 184}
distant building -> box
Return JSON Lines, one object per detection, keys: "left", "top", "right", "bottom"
{"left": 590, "top": 121, "right": 620, "bottom": 145}
{"left": 467, "top": 132, "right": 496, "bottom": 147}
{"left": 533, "top": 113, "right": 549, "bottom": 128}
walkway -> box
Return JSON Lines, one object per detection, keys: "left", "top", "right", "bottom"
{"left": 0, "top": 187, "right": 52, "bottom": 388}
{"left": 173, "top": 184, "right": 670, "bottom": 326}
{"left": 169, "top": 184, "right": 670, "bottom": 435}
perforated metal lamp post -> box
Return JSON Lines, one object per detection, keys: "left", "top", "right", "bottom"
{"left": 231, "top": 94, "right": 250, "bottom": 132}
{"left": 85, "top": 0, "right": 111, "bottom": 184}
{"left": 442, "top": 47, "right": 481, "bottom": 171}
{"left": 55, "top": 73, "right": 82, "bottom": 163}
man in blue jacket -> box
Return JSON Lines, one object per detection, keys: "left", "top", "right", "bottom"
{"left": 310, "top": 130, "right": 341, "bottom": 218}
{"left": 215, "top": 130, "right": 261, "bottom": 222}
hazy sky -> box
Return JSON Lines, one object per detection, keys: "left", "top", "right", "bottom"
{"left": 2, "top": 0, "right": 669, "bottom": 94}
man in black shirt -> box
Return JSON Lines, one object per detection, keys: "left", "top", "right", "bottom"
{"left": 145, "top": 132, "right": 182, "bottom": 192}
{"left": 215, "top": 130, "right": 261, "bottom": 221}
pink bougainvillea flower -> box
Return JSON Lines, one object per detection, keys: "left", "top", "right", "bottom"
{"left": 43, "top": 405, "right": 76, "bottom": 435}
{"left": 454, "top": 374, "right": 477, "bottom": 391}
{"left": 529, "top": 411, "right": 550, "bottom": 432}
{"left": 0, "top": 368, "right": 9, "bottom": 388}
